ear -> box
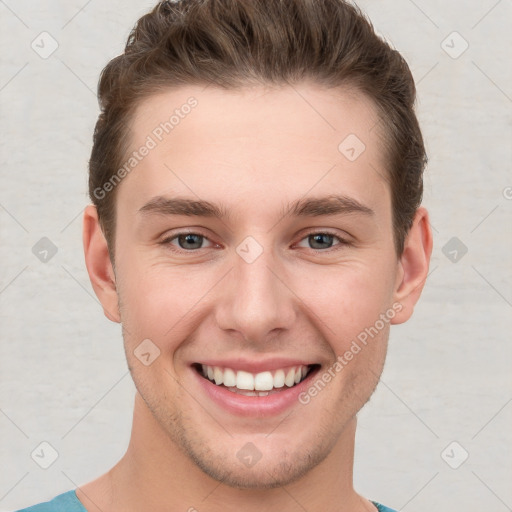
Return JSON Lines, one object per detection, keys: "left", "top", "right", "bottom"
{"left": 391, "top": 206, "right": 433, "bottom": 325}
{"left": 83, "top": 204, "right": 121, "bottom": 323}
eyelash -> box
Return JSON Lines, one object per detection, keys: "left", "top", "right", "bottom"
{"left": 160, "top": 230, "right": 350, "bottom": 254}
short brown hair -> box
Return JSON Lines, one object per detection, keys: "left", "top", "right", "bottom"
{"left": 89, "top": 0, "right": 426, "bottom": 257}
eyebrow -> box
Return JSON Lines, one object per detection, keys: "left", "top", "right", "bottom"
{"left": 283, "top": 194, "right": 374, "bottom": 218}
{"left": 138, "top": 194, "right": 374, "bottom": 220}
{"left": 138, "top": 196, "right": 231, "bottom": 219}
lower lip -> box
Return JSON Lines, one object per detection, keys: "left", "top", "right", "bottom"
{"left": 192, "top": 366, "right": 320, "bottom": 417}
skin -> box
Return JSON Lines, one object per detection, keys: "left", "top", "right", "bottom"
{"left": 80, "top": 82, "right": 432, "bottom": 512}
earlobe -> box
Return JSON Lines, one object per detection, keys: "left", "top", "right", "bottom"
{"left": 82, "top": 205, "right": 121, "bottom": 323}
{"left": 391, "top": 207, "right": 433, "bottom": 325}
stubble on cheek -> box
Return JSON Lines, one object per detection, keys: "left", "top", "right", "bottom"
{"left": 338, "top": 328, "right": 389, "bottom": 416}
{"left": 307, "top": 319, "right": 390, "bottom": 441}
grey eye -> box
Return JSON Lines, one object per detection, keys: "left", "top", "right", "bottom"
{"left": 308, "top": 233, "right": 335, "bottom": 250}
{"left": 177, "top": 233, "right": 204, "bottom": 250}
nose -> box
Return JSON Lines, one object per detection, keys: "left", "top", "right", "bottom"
{"left": 214, "top": 242, "right": 297, "bottom": 344}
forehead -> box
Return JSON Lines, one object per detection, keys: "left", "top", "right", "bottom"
{"left": 118, "top": 83, "right": 390, "bottom": 220}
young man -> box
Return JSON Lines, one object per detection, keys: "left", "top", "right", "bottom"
{"left": 17, "top": 0, "right": 432, "bottom": 511}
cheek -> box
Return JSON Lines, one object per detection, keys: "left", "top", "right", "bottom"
{"left": 296, "top": 260, "right": 396, "bottom": 350}
{"left": 116, "top": 261, "right": 214, "bottom": 349}
{"left": 116, "top": 243, "right": 398, "bottom": 355}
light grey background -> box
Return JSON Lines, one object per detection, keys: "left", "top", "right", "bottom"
{"left": 1, "top": 1, "right": 511, "bottom": 511}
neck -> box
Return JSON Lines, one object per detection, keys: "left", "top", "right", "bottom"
{"left": 77, "top": 392, "right": 375, "bottom": 512}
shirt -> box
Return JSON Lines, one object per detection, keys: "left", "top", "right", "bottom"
{"left": 14, "top": 489, "right": 398, "bottom": 511}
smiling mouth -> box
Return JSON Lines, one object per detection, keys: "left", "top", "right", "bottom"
{"left": 192, "top": 363, "right": 321, "bottom": 397}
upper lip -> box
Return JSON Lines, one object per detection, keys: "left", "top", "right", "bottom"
{"left": 193, "top": 357, "right": 317, "bottom": 373}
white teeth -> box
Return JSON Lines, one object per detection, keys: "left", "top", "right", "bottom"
{"left": 199, "top": 364, "right": 312, "bottom": 392}
{"left": 223, "top": 368, "right": 236, "bottom": 387}
{"left": 285, "top": 368, "right": 296, "bottom": 387}
{"left": 254, "top": 371, "right": 274, "bottom": 391}
{"left": 273, "top": 369, "right": 285, "bottom": 388}
{"left": 213, "top": 367, "right": 223, "bottom": 385}
{"left": 236, "top": 370, "right": 254, "bottom": 390}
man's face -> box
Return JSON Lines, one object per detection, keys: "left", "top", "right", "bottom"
{"left": 111, "top": 83, "right": 402, "bottom": 488}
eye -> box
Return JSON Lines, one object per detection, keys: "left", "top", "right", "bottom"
{"left": 161, "top": 230, "right": 349, "bottom": 253}
{"left": 296, "top": 232, "right": 348, "bottom": 251}
{"left": 162, "top": 232, "right": 215, "bottom": 251}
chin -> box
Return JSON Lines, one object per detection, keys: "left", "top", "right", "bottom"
{"left": 188, "top": 447, "right": 327, "bottom": 489}
{"left": 171, "top": 421, "right": 338, "bottom": 490}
